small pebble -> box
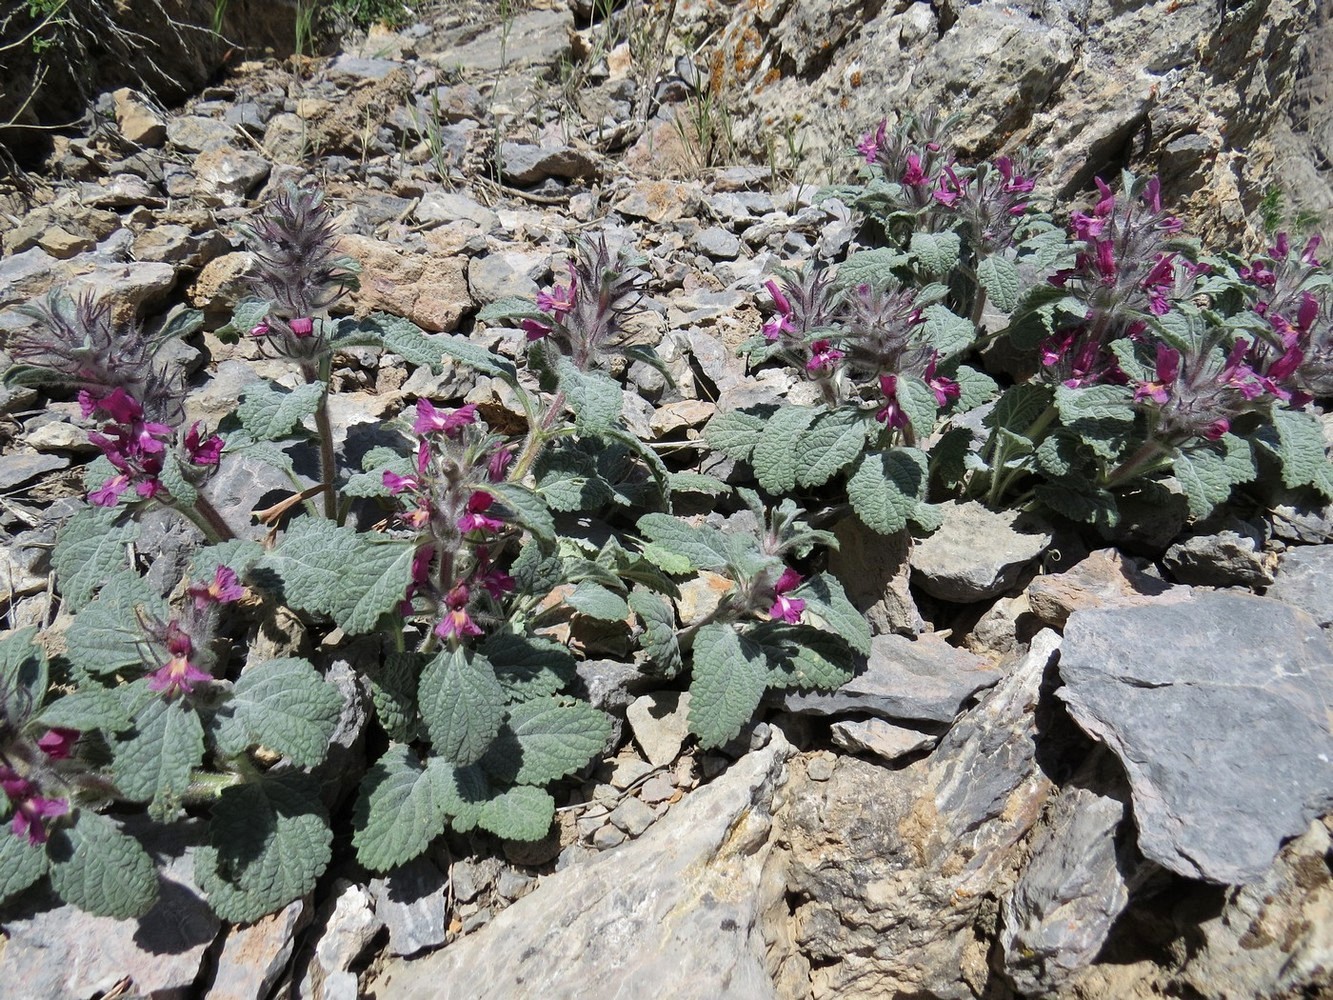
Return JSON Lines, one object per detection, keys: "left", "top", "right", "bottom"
{"left": 592, "top": 824, "right": 627, "bottom": 850}
{"left": 496, "top": 870, "right": 534, "bottom": 901}
{"left": 608, "top": 757, "right": 654, "bottom": 790}
{"left": 638, "top": 773, "right": 676, "bottom": 805}
{"left": 608, "top": 797, "right": 657, "bottom": 837}
{"left": 806, "top": 752, "right": 836, "bottom": 782}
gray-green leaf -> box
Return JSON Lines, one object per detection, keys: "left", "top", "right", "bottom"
{"left": 418, "top": 647, "right": 505, "bottom": 765}
{"left": 565, "top": 580, "right": 629, "bottom": 621}
{"left": 847, "top": 448, "right": 927, "bottom": 535}
{"left": 753, "top": 405, "right": 818, "bottom": 494}
{"left": 112, "top": 697, "right": 204, "bottom": 820}
{"left": 257, "top": 518, "right": 415, "bottom": 634}
{"left": 237, "top": 380, "right": 326, "bottom": 441}
{"left": 213, "top": 658, "right": 342, "bottom": 768}
{"left": 796, "top": 409, "right": 870, "bottom": 488}
{"left": 976, "top": 254, "right": 1022, "bottom": 313}
{"left": 688, "top": 623, "right": 768, "bottom": 749}
{"left": 0, "top": 826, "right": 49, "bottom": 906}
{"left": 49, "top": 812, "right": 157, "bottom": 919}
{"left": 482, "top": 697, "right": 612, "bottom": 785}
{"left": 477, "top": 784, "right": 555, "bottom": 841}
{"left": 352, "top": 745, "right": 451, "bottom": 872}
{"left": 52, "top": 507, "right": 139, "bottom": 611}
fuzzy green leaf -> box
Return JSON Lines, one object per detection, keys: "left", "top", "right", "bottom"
{"left": 237, "top": 380, "right": 326, "bottom": 441}
{"left": 1173, "top": 434, "right": 1255, "bottom": 519}
{"left": 629, "top": 589, "right": 682, "bottom": 678}
{"left": 557, "top": 358, "right": 622, "bottom": 435}
{"left": 920, "top": 304, "right": 976, "bottom": 360}
{"left": 1054, "top": 384, "right": 1136, "bottom": 460}
{"left": 49, "top": 812, "right": 157, "bottom": 919}
{"left": 257, "top": 518, "right": 415, "bottom": 634}
{"left": 749, "top": 623, "right": 857, "bottom": 690}
{"left": 836, "top": 247, "right": 912, "bottom": 289}
{"left": 482, "top": 631, "right": 576, "bottom": 702}
{"left": 157, "top": 451, "right": 198, "bottom": 507}
{"left": 439, "top": 763, "right": 490, "bottom": 832}
{"left": 796, "top": 409, "right": 871, "bottom": 488}
{"left": 704, "top": 408, "right": 768, "bottom": 461}
{"left": 37, "top": 684, "right": 129, "bottom": 734}
{"left": 794, "top": 572, "right": 871, "bottom": 655}
{"left": 489, "top": 481, "right": 557, "bottom": 546}
{"left": 368, "top": 651, "right": 420, "bottom": 742}
{"left": 0, "top": 627, "right": 47, "bottom": 710}
{"left": 52, "top": 507, "right": 139, "bottom": 611}
{"left": 754, "top": 405, "right": 819, "bottom": 494}
{"left": 536, "top": 446, "right": 612, "bottom": 512}
{"left": 65, "top": 571, "right": 169, "bottom": 677}
{"left": 476, "top": 296, "right": 551, "bottom": 325}
{"left": 477, "top": 784, "right": 555, "bottom": 841}
{"left": 636, "top": 513, "right": 730, "bottom": 573}
{"left": 668, "top": 472, "right": 730, "bottom": 496}
{"left": 352, "top": 744, "right": 450, "bottom": 872}
{"left": 1034, "top": 480, "right": 1120, "bottom": 529}
{"left": 894, "top": 374, "right": 942, "bottom": 437}
{"left": 196, "top": 771, "right": 331, "bottom": 923}
{"left": 1270, "top": 407, "right": 1332, "bottom": 492}
{"left": 950, "top": 365, "right": 999, "bottom": 412}
{"left": 376, "top": 314, "right": 461, "bottom": 373}
{"left": 985, "top": 383, "right": 1054, "bottom": 434}
{"left": 565, "top": 581, "right": 629, "bottom": 621}
{"left": 214, "top": 658, "right": 342, "bottom": 768}
{"left": 976, "top": 254, "right": 1022, "bottom": 313}
{"left": 419, "top": 647, "right": 505, "bottom": 766}
{"left": 847, "top": 448, "right": 927, "bottom": 536}
{"left": 112, "top": 697, "right": 204, "bottom": 820}
{"left": 0, "top": 827, "right": 49, "bottom": 906}
{"left": 482, "top": 697, "right": 612, "bottom": 786}
{"left": 910, "top": 230, "right": 962, "bottom": 274}
{"left": 688, "top": 623, "right": 769, "bottom": 749}
{"left": 426, "top": 331, "right": 519, "bottom": 381}
{"left": 218, "top": 298, "right": 273, "bottom": 340}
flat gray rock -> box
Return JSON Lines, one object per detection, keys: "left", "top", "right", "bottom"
{"left": 1266, "top": 544, "right": 1333, "bottom": 626}
{"left": 0, "top": 819, "right": 219, "bottom": 1000}
{"left": 371, "top": 857, "right": 448, "bottom": 957}
{"left": 1058, "top": 592, "right": 1333, "bottom": 883}
{"left": 367, "top": 733, "right": 792, "bottom": 1000}
{"left": 780, "top": 631, "right": 1001, "bottom": 724}
{"left": 911, "top": 500, "right": 1053, "bottom": 602}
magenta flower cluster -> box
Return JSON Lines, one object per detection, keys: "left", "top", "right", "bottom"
{"left": 385, "top": 400, "right": 516, "bottom": 643}
{"left": 81, "top": 388, "right": 223, "bottom": 507}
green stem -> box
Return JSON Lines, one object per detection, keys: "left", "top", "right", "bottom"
{"left": 1102, "top": 438, "right": 1172, "bottom": 490}
{"left": 510, "top": 389, "right": 566, "bottom": 483}
{"left": 969, "top": 279, "right": 988, "bottom": 335}
{"left": 301, "top": 358, "right": 338, "bottom": 521}
{"left": 176, "top": 493, "right": 236, "bottom": 543}
{"left": 182, "top": 769, "right": 245, "bottom": 805}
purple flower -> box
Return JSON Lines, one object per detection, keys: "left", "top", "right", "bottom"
{"left": 805, "top": 339, "right": 844, "bottom": 374}
{"left": 413, "top": 400, "right": 478, "bottom": 438}
{"left": 457, "top": 491, "right": 505, "bottom": 533}
{"left": 875, "top": 374, "right": 909, "bottom": 429}
{"left": 487, "top": 445, "right": 515, "bottom": 483}
{"left": 536, "top": 267, "right": 577, "bottom": 319}
{"left": 89, "top": 473, "right": 132, "bottom": 507}
{"left": 857, "top": 119, "right": 887, "bottom": 164}
{"left": 188, "top": 565, "right": 247, "bottom": 610}
{"left": 1134, "top": 344, "right": 1180, "bottom": 404}
{"left": 521, "top": 318, "right": 551, "bottom": 341}
{"left": 769, "top": 567, "right": 806, "bottom": 624}
{"left": 36, "top": 728, "right": 79, "bottom": 760}
{"left": 434, "top": 584, "right": 483, "bottom": 640}
{"left": 922, "top": 354, "right": 960, "bottom": 407}
{"left": 289, "top": 316, "right": 315, "bottom": 338}
{"left": 383, "top": 469, "right": 421, "bottom": 496}
{"left": 184, "top": 422, "right": 224, "bottom": 466}
{"left": 249, "top": 320, "right": 271, "bottom": 338}
{"left": 900, "top": 152, "right": 927, "bottom": 186}
{"left": 0, "top": 771, "right": 67, "bottom": 846}
{"left": 474, "top": 553, "right": 516, "bottom": 600}
{"left": 147, "top": 622, "right": 212, "bottom": 698}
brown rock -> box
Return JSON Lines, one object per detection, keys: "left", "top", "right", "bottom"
{"left": 1025, "top": 548, "right": 1187, "bottom": 628}
{"left": 112, "top": 87, "right": 166, "bottom": 147}
{"left": 611, "top": 179, "right": 702, "bottom": 224}
{"left": 337, "top": 234, "right": 472, "bottom": 332}
{"left": 36, "top": 226, "right": 95, "bottom": 258}
{"left": 189, "top": 251, "right": 253, "bottom": 312}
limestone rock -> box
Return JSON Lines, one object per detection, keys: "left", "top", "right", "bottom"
{"left": 1026, "top": 548, "right": 1186, "bottom": 628}
{"left": 371, "top": 857, "right": 448, "bottom": 957}
{"left": 193, "top": 145, "right": 271, "bottom": 206}
{"left": 1265, "top": 544, "right": 1333, "bottom": 626}
{"left": 771, "top": 632, "right": 1061, "bottom": 998}
{"left": 779, "top": 631, "right": 1001, "bottom": 725}
{"left": 911, "top": 500, "right": 1052, "bottom": 603}
{"left": 0, "top": 819, "right": 219, "bottom": 1000}
{"left": 113, "top": 87, "right": 166, "bottom": 146}
{"left": 1163, "top": 519, "right": 1275, "bottom": 587}
{"left": 626, "top": 691, "right": 691, "bottom": 767}
{"left": 208, "top": 898, "right": 310, "bottom": 1000}
{"left": 367, "top": 732, "right": 793, "bottom": 1000}
{"left": 829, "top": 717, "right": 936, "bottom": 762}
{"left": 999, "top": 751, "right": 1134, "bottom": 996}
{"left": 337, "top": 234, "right": 471, "bottom": 332}
{"left": 828, "top": 515, "right": 922, "bottom": 635}
{"left": 1058, "top": 593, "right": 1333, "bottom": 883}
